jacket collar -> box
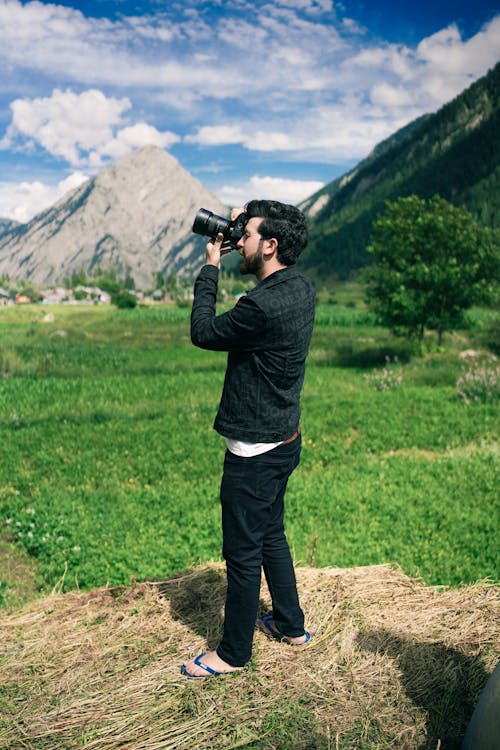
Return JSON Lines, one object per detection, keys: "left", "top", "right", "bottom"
{"left": 252, "top": 264, "right": 299, "bottom": 291}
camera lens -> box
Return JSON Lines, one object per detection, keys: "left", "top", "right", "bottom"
{"left": 192, "top": 209, "right": 230, "bottom": 239}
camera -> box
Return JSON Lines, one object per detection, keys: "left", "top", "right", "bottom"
{"left": 192, "top": 208, "right": 247, "bottom": 253}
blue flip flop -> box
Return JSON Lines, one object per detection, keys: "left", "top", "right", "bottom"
{"left": 180, "top": 653, "right": 226, "bottom": 680}
{"left": 257, "top": 614, "right": 312, "bottom": 645}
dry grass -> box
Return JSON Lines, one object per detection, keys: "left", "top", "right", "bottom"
{"left": 0, "top": 564, "right": 498, "bottom": 750}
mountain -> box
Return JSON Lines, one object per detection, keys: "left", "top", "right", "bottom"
{"left": 0, "top": 218, "right": 21, "bottom": 238}
{"left": 300, "top": 62, "right": 500, "bottom": 279}
{"left": 3, "top": 63, "right": 499, "bottom": 287}
{"left": 0, "top": 146, "right": 227, "bottom": 288}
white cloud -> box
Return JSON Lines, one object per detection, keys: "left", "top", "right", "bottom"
{"left": 342, "top": 17, "right": 367, "bottom": 35}
{"left": 346, "top": 46, "right": 414, "bottom": 80}
{"left": 217, "top": 175, "right": 325, "bottom": 207}
{"left": 347, "top": 16, "right": 500, "bottom": 111}
{"left": 186, "top": 126, "right": 302, "bottom": 153}
{"left": 0, "top": 172, "right": 89, "bottom": 223}
{"left": 417, "top": 18, "right": 500, "bottom": 74}
{"left": 182, "top": 14, "right": 500, "bottom": 161}
{"left": 248, "top": 131, "right": 301, "bottom": 152}
{"left": 1, "top": 89, "right": 130, "bottom": 164}
{"left": 99, "top": 123, "right": 180, "bottom": 162}
{"left": 0, "top": 0, "right": 343, "bottom": 98}
{"left": 370, "top": 82, "right": 413, "bottom": 109}
{"left": 185, "top": 126, "right": 246, "bottom": 146}
{"left": 414, "top": 18, "right": 500, "bottom": 102}
{"left": 0, "top": 1, "right": 499, "bottom": 225}
{"left": 1, "top": 89, "right": 179, "bottom": 167}
{"left": 271, "top": 0, "right": 333, "bottom": 10}
{"left": 187, "top": 101, "right": 410, "bottom": 164}
{"left": 0, "top": 1, "right": 498, "bottom": 134}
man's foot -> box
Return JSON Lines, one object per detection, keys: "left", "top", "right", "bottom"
{"left": 181, "top": 650, "right": 243, "bottom": 679}
{"left": 257, "top": 614, "right": 312, "bottom": 645}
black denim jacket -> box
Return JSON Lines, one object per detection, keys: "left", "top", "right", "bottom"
{"left": 191, "top": 264, "right": 315, "bottom": 442}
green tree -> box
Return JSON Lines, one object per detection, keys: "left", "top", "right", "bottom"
{"left": 73, "top": 289, "right": 88, "bottom": 301}
{"left": 18, "top": 279, "right": 42, "bottom": 303}
{"left": 69, "top": 270, "right": 90, "bottom": 288}
{"left": 364, "top": 195, "right": 500, "bottom": 344}
{"left": 124, "top": 271, "right": 136, "bottom": 291}
{"left": 93, "top": 267, "right": 121, "bottom": 296}
{"left": 153, "top": 271, "right": 166, "bottom": 291}
{"left": 112, "top": 290, "right": 138, "bottom": 309}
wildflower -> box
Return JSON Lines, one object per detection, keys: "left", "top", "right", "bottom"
{"left": 365, "top": 356, "right": 403, "bottom": 392}
{"left": 456, "top": 359, "right": 500, "bottom": 404}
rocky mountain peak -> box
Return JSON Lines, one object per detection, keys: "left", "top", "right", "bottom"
{"left": 0, "top": 145, "right": 227, "bottom": 288}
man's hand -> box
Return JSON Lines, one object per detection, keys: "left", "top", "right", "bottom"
{"left": 206, "top": 232, "right": 223, "bottom": 268}
{"left": 231, "top": 207, "right": 245, "bottom": 221}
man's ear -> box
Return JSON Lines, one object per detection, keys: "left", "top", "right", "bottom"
{"left": 263, "top": 237, "right": 278, "bottom": 258}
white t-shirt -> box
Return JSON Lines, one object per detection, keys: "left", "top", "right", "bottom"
{"left": 225, "top": 437, "right": 283, "bottom": 457}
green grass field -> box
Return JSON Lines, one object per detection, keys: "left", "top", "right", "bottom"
{"left": 0, "top": 300, "right": 498, "bottom": 605}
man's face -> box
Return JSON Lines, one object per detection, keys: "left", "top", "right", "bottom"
{"left": 237, "top": 216, "right": 265, "bottom": 276}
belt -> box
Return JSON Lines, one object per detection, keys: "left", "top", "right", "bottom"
{"left": 281, "top": 427, "right": 300, "bottom": 445}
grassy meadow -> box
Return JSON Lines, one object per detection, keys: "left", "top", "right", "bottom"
{"left": 0, "top": 293, "right": 499, "bottom": 605}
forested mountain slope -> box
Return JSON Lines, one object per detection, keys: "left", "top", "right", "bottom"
{"left": 300, "top": 62, "right": 500, "bottom": 279}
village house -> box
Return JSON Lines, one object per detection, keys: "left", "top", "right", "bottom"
{"left": 15, "top": 294, "right": 32, "bottom": 304}
{"left": 41, "top": 288, "right": 70, "bottom": 304}
{"left": 73, "top": 286, "right": 111, "bottom": 304}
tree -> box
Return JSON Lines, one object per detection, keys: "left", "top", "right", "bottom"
{"left": 69, "top": 270, "right": 90, "bottom": 288}
{"left": 112, "top": 290, "right": 137, "bottom": 309}
{"left": 364, "top": 195, "right": 499, "bottom": 344}
{"left": 18, "top": 279, "right": 42, "bottom": 303}
{"left": 93, "top": 267, "right": 121, "bottom": 296}
{"left": 124, "top": 271, "right": 136, "bottom": 291}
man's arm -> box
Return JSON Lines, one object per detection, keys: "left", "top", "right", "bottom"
{"left": 190, "top": 265, "right": 266, "bottom": 352}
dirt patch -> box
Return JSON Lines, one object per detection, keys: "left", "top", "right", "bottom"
{"left": 0, "top": 536, "right": 40, "bottom": 609}
{"left": 383, "top": 441, "right": 498, "bottom": 461}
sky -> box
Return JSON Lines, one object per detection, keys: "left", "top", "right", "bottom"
{"left": 0, "top": 0, "right": 499, "bottom": 223}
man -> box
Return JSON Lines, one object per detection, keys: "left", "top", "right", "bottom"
{"left": 181, "top": 200, "right": 315, "bottom": 679}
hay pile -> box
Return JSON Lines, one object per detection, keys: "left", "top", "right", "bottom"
{"left": 0, "top": 564, "right": 498, "bottom": 750}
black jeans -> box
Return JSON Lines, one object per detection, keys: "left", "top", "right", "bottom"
{"left": 216, "top": 434, "right": 304, "bottom": 667}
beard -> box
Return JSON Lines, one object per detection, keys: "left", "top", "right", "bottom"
{"left": 240, "top": 247, "right": 264, "bottom": 276}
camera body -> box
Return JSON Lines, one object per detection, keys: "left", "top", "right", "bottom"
{"left": 192, "top": 208, "right": 247, "bottom": 252}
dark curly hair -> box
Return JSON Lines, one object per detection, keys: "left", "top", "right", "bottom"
{"left": 244, "top": 200, "right": 308, "bottom": 266}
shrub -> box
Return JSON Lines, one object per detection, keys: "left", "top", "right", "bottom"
{"left": 112, "top": 290, "right": 138, "bottom": 309}
{"left": 476, "top": 314, "right": 500, "bottom": 356}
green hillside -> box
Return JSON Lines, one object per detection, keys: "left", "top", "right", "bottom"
{"left": 300, "top": 62, "right": 500, "bottom": 280}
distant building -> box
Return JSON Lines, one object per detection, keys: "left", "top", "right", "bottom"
{"left": 73, "top": 286, "right": 111, "bottom": 304}
{"left": 41, "top": 288, "right": 69, "bottom": 304}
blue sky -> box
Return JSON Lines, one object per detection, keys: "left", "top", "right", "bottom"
{"left": 0, "top": 0, "right": 499, "bottom": 222}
